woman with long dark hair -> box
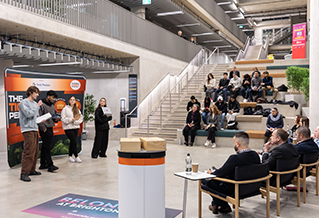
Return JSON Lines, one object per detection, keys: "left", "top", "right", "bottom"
{"left": 204, "top": 105, "right": 221, "bottom": 148}
{"left": 205, "top": 73, "right": 216, "bottom": 98}
{"left": 61, "top": 96, "right": 83, "bottom": 163}
{"left": 91, "top": 98, "right": 112, "bottom": 158}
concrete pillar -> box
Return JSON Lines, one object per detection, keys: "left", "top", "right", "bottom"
{"left": 0, "top": 59, "right": 14, "bottom": 152}
{"left": 309, "top": 0, "right": 319, "bottom": 132}
{"left": 131, "top": 6, "right": 146, "bottom": 20}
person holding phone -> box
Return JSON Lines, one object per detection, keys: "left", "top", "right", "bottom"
{"left": 38, "top": 90, "right": 60, "bottom": 172}
{"left": 91, "top": 98, "right": 112, "bottom": 158}
{"left": 61, "top": 96, "right": 83, "bottom": 163}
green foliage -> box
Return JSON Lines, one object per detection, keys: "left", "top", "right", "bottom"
{"left": 301, "top": 76, "right": 309, "bottom": 101}
{"left": 285, "top": 66, "right": 309, "bottom": 93}
{"left": 84, "top": 93, "right": 96, "bottom": 125}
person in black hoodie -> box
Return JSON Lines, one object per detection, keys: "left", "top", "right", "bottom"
{"left": 186, "top": 95, "right": 201, "bottom": 111}
{"left": 240, "top": 74, "right": 251, "bottom": 102}
{"left": 226, "top": 95, "right": 240, "bottom": 124}
{"left": 91, "top": 98, "right": 113, "bottom": 158}
{"left": 213, "top": 73, "right": 229, "bottom": 102}
{"left": 215, "top": 96, "right": 227, "bottom": 129}
{"left": 38, "top": 90, "right": 60, "bottom": 172}
{"left": 183, "top": 104, "right": 201, "bottom": 146}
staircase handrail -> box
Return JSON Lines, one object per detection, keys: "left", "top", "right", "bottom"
{"left": 273, "top": 25, "right": 291, "bottom": 43}
{"left": 145, "top": 47, "right": 220, "bottom": 136}
{"left": 258, "top": 35, "right": 270, "bottom": 59}
{"left": 235, "top": 36, "right": 251, "bottom": 61}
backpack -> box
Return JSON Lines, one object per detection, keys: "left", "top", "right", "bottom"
{"left": 243, "top": 106, "right": 253, "bottom": 115}
{"left": 262, "top": 108, "right": 272, "bottom": 117}
{"left": 277, "top": 84, "right": 288, "bottom": 92}
{"left": 256, "top": 97, "right": 268, "bottom": 103}
{"left": 253, "top": 105, "right": 263, "bottom": 115}
{"left": 227, "top": 121, "right": 238, "bottom": 130}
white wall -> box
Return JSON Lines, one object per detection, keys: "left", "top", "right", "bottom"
{"left": 254, "top": 20, "right": 291, "bottom": 45}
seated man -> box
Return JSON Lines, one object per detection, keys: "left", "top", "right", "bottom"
{"left": 252, "top": 67, "right": 261, "bottom": 78}
{"left": 295, "top": 126, "right": 319, "bottom": 155}
{"left": 186, "top": 95, "right": 201, "bottom": 112}
{"left": 261, "top": 71, "right": 278, "bottom": 100}
{"left": 313, "top": 126, "right": 319, "bottom": 147}
{"left": 248, "top": 71, "right": 263, "bottom": 102}
{"left": 213, "top": 72, "right": 229, "bottom": 102}
{"left": 240, "top": 74, "right": 251, "bottom": 102}
{"left": 229, "top": 66, "right": 240, "bottom": 79}
{"left": 204, "top": 132, "right": 260, "bottom": 214}
{"left": 226, "top": 95, "right": 240, "bottom": 127}
{"left": 228, "top": 72, "right": 241, "bottom": 98}
{"left": 262, "top": 129, "right": 299, "bottom": 172}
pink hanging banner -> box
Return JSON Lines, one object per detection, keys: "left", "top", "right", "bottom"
{"left": 292, "top": 22, "right": 307, "bottom": 59}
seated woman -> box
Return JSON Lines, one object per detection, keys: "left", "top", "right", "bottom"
{"left": 226, "top": 95, "right": 240, "bottom": 124}
{"left": 202, "top": 96, "right": 212, "bottom": 124}
{"left": 289, "top": 115, "right": 308, "bottom": 143}
{"left": 205, "top": 73, "right": 216, "bottom": 98}
{"left": 264, "top": 107, "right": 284, "bottom": 143}
{"left": 204, "top": 105, "right": 221, "bottom": 148}
{"left": 183, "top": 104, "right": 201, "bottom": 146}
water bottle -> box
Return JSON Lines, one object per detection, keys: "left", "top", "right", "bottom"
{"left": 185, "top": 153, "right": 192, "bottom": 175}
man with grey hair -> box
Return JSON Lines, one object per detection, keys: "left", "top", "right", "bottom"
{"left": 295, "top": 126, "right": 319, "bottom": 155}
{"left": 313, "top": 126, "right": 319, "bottom": 147}
{"left": 204, "top": 132, "right": 260, "bottom": 214}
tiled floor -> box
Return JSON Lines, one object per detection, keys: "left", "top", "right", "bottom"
{"left": 0, "top": 139, "right": 319, "bottom": 217}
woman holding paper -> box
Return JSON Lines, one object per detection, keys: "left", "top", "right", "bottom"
{"left": 91, "top": 98, "right": 112, "bottom": 158}
{"left": 61, "top": 96, "right": 83, "bottom": 163}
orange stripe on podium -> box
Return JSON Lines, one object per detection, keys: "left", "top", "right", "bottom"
{"left": 119, "top": 157, "right": 165, "bottom": 166}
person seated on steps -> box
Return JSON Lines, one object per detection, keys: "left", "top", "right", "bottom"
{"left": 261, "top": 71, "right": 278, "bottom": 100}
{"left": 205, "top": 73, "right": 216, "bottom": 99}
{"left": 252, "top": 67, "right": 261, "bottom": 78}
{"left": 264, "top": 107, "right": 284, "bottom": 143}
{"left": 203, "top": 132, "right": 260, "bottom": 214}
{"left": 204, "top": 105, "right": 221, "bottom": 148}
{"left": 186, "top": 95, "right": 201, "bottom": 112}
{"left": 229, "top": 66, "right": 240, "bottom": 79}
{"left": 213, "top": 72, "right": 229, "bottom": 102}
{"left": 215, "top": 96, "right": 227, "bottom": 130}
{"left": 202, "top": 96, "right": 212, "bottom": 125}
{"left": 228, "top": 72, "right": 241, "bottom": 99}
{"left": 183, "top": 104, "right": 201, "bottom": 146}
{"left": 248, "top": 71, "right": 263, "bottom": 102}
{"left": 226, "top": 95, "right": 240, "bottom": 126}
{"left": 240, "top": 74, "right": 251, "bottom": 102}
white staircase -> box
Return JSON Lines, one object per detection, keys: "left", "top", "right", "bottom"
{"left": 243, "top": 45, "right": 262, "bottom": 60}
{"left": 131, "top": 63, "right": 229, "bottom": 141}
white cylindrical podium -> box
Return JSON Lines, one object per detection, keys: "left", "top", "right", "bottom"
{"left": 118, "top": 150, "right": 166, "bottom": 218}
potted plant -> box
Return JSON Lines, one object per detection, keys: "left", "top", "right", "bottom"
{"left": 82, "top": 93, "right": 96, "bottom": 140}
{"left": 285, "top": 66, "right": 309, "bottom": 104}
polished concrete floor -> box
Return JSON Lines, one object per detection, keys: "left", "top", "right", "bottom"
{"left": 1, "top": 139, "right": 319, "bottom": 218}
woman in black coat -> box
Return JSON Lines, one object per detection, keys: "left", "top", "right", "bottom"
{"left": 91, "top": 98, "right": 112, "bottom": 158}
{"left": 183, "top": 104, "right": 201, "bottom": 146}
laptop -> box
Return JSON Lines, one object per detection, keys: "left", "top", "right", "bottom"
{"left": 102, "top": 107, "right": 112, "bottom": 115}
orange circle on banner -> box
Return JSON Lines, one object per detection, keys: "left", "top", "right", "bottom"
{"left": 76, "top": 101, "right": 82, "bottom": 110}
{"left": 55, "top": 100, "right": 66, "bottom": 113}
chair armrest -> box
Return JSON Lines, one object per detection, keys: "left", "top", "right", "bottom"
{"left": 300, "top": 160, "right": 319, "bottom": 167}
{"left": 211, "top": 174, "right": 272, "bottom": 184}
{"left": 270, "top": 166, "right": 303, "bottom": 175}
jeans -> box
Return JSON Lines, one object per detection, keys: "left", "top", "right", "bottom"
{"left": 220, "top": 113, "right": 226, "bottom": 128}
{"left": 248, "top": 89, "right": 262, "bottom": 102}
{"left": 240, "top": 87, "right": 249, "bottom": 99}
{"left": 213, "top": 88, "right": 227, "bottom": 102}
{"left": 202, "top": 112, "right": 209, "bottom": 124}
{"left": 230, "top": 87, "right": 240, "bottom": 98}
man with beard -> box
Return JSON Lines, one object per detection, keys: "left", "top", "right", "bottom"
{"left": 38, "top": 90, "right": 60, "bottom": 172}
{"left": 203, "top": 132, "right": 260, "bottom": 214}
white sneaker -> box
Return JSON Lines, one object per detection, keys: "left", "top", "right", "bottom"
{"left": 204, "top": 140, "right": 210, "bottom": 147}
{"left": 211, "top": 143, "right": 216, "bottom": 148}
{"left": 68, "top": 157, "right": 75, "bottom": 162}
{"left": 221, "top": 128, "right": 224, "bottom": 130}
{"left": 243, "top": 99, "right": 248, "bottom": 102}
{"left": 75, "top": 157, "right": 82, "bottom": 163}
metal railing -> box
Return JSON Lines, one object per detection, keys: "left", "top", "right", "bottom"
{"left": 124, "top": 49, "right": 205, "bottom": 137}
{"left": 235, "top": 36, "right": 251, "bottom": 61}
{"left": 145, "top": 47, "right": 220, "bottom": 136}
{"left": 258, "top": 35, "right": 270, "bottom": 59}
{"left": 273, "top": 25, "right": 291, "bottom": 44}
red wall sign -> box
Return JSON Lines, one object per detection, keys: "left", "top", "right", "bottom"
{"left": 292, "top": 22, "right": 307, "bottom": 59}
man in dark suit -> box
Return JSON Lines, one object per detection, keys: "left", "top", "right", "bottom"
{"left": 295, "top": 126, "right": 319, "bottom": 155}
{"left": 262, "top": 129, "right": 299, "bottom": 171}
{"left": 204, "top": 132, "right": 260, "bottom": 214}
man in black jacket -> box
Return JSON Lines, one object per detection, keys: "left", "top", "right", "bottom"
{"left": 213, "top": 73, "right": 229, "bottom": 102}
{"left": 295, "top": 127, "right": 319, "bottom": 155}
{"left": 38, "top": 90, "right": 60, "bottom": 172}
{"left": 262, "top": 129, "right": 299, "bottom": 171}
{"left": 186, "top": 96, "right": 201, "bottom": 111}
{"left": 204, "top": 132, "right": 260, "bottom": 214}
{"left": 215, "top": 96, "right": 227, "bottom": 129}
{"left": 226, "top": 95, "right": 240, "bottom": 124}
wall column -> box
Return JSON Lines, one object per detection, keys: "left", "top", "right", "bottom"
{"left": 0, "top": 59, "right": 14, "bottom": 152}
{"left": 309, "top": 0, "right": 319, "bottom": 131}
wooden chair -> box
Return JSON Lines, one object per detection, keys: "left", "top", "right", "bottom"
{"left": 260, "top": 156, "right": 302, "bottom": 216}
{"left": 296, "top": 153, "right": 319, "bottom": 203}
{"left": 199, "top": 163, "right": 272, "bottom": 218}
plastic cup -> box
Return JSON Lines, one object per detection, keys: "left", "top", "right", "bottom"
{"left": 192, "top": 163, "right": 199, "bottom": 173}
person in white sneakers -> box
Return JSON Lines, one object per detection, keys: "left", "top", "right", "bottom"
{"left": 61, "top": 96, "right": 83, "bottom": 163}
{"left": 204, "top": 105, "right": 221, "bottom": 148}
